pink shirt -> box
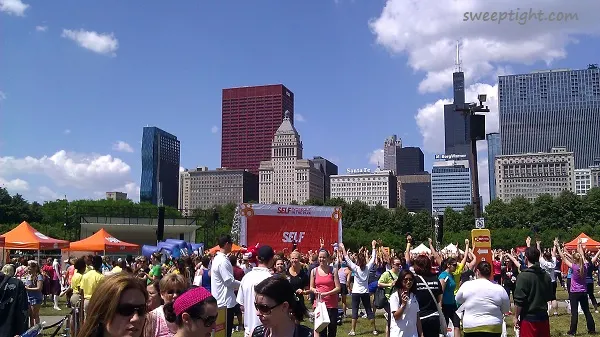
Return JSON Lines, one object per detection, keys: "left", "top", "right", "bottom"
{"left": 313, "top": 267, "right": 337, "bottom": 309}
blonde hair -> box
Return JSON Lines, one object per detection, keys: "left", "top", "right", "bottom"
{"left": 159, "top": 273, "right": 189, "bottom": 294}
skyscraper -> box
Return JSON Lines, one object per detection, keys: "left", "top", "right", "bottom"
{"left": 383, "top": 135, "right": 425, "bottom": 175}
{"left": 140, "top": 127, "right": 180, "bottom": 207}
{"left": 312, "top": 156, "right": 338, "bottom": 200}
{"left": 383, "top": 135, "right": 402, "bottom": 173}
{"left": 486, "top": 133, "right": 501, "bottom": 200}
{"left": 221, "top": 84, "right": 294, "bottom": 174}
{"left": 431, "top": 157, "right": 472, "bottom": 214}
{"left": 499, "top": 67, "right": 600, "bottom": 168}
{"left": 444, "top": 69, "right": 471, "bottom": 157}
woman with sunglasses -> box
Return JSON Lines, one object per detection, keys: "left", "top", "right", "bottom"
{"left": 144, "top": 273, "right": 190, "bottom": 337}
{"left": 164, "top": 286, "right": 218, "bottom": 337}
{"left": 77, "top": 273, "right": 148, "bottom": 337}
{"left": 389, "top": 270, "right": 422, "bottom": 337}
{"left": 439, "top": 257, "right": 460, "bottom": 337}
{"left": 252, "top": 275, "right": 313, "bottom": 337}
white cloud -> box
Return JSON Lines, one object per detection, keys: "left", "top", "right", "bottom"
{"left": 368, "top": 149, "right": 384, "bottom": 166}
{"left": 0, "top": 177, "right": 29, "bottom": 193}
{"left": 211, "top": 125, "right": 219, "bottom": 134}
{"left": 0, "top": 150, "right": 131, "bottom": 190}
{"left": 63, "top": 129, "right": 71, "bottom": 135}
{"left": 61, "top": 29, "right": 118, "bottom": 56}
{"left": 112, "top": 141, "right": 134, "bottom": 153}
{"left": 38, "top": 186, "right": 61, "bottom": 201}
{"left": 0, "top": 0, "right": 29, "bottom": 16}
{"left": 415, "top": 82, "right": 498, "bottom": 154}
{"left": 370, "top": 0, "right": 600, "bottom": 93}
{"left": 35, "top": 25, "right": 47, "bottom": 32}
{"left": 179, "top": 166, "right": 185, "bottom": 173}
{"left": 296, "top": 113, "right": 306, "bottom": 122}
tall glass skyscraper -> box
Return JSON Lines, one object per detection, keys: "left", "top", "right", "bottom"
{"left": 140, "top": 127, "right": 181, "bottom": 207}
{"left": 444, "top": 72, "right": 472, "bottom": 157}
{"left": 486, "top": 133, "right": 501, "bottom": 200}
{"left": 499, "top": 67, "right": 600, "bottom": 168}
{"left": 431, "top": 159, "right": 472, "bottom": 214}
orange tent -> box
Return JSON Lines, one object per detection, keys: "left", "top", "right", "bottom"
{"left": 1, "top": 221, "right": 69, "bottom": 250}
{"left": 208, "top": 244, "right": 245, "bottom": 255}
{"left": 69, "top": 228, "right": 139, "bottom": 253}
{"left": 0, "top": 236, "right": 5, "bottom": 247}
{"left": 564, "top": 233, "right": 600, "bottom": 251}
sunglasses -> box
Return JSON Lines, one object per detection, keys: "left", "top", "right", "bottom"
{"left": 198, "top": 314, "right": 218, "bottom": 327}
{"left": 403, "top": 278, "right": 414, "bottom": 283}
{"left": 254, "top": 302, "right": 282, "bottom": 315}
{"left": 166, "top": 289, "right": 185, "bottom": 296}
{"left": 117, "top": 303, "right": 148, "bottom": 317}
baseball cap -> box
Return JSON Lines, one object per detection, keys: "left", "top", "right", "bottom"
{"left": 257, "top": 245, "right": 275, "bottom": 262}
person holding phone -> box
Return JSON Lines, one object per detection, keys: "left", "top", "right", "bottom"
{"left": 389, "top": 270, "right": 422, "bottom": 337}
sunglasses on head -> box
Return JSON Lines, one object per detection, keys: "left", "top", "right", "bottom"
{"left": 254, "top": 302, "right": 282, "bottom": 315}
{"left": 116, "top": 303, "right": 147, "bottom": 317}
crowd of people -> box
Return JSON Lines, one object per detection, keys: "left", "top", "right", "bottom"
{"left": 0, "top": 233, "right": 599, "bottom": 337}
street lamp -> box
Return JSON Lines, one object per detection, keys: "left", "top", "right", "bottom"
{"left": 455, "top": 95, "right": 489, "bottom": 219}
{"left": 433, "top": 209, "right": 440, "bottom": 251}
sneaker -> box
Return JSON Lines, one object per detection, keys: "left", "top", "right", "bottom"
{"left": 348, "top": 331, "right": 356, "bottom": 336}
{"left": 54, "top": 306, "right": 61, "bottom": 311}
{"left": 373, "top": 331, "right": 379, "bottom": 335}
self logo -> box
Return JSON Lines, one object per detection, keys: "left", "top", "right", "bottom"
{"left": 282, "top": 232, "right": 305, "bottom": 243}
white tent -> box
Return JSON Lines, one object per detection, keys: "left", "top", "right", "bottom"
{"left": 441, "top": 243, "right": 464, "bottom": 254}
{"left": 411, "top": 243, "right": 431, "bottom": 254}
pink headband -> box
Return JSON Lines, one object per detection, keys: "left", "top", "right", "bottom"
{"left": 173, "top": 287, "right": 213, "bottom": 316}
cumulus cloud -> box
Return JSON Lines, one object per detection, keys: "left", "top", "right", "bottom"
{"left": 0, "top": 177, "right": 29, "bottom": 193}
{"left": 112, "top": 141, "right": 134, "bottom": 153}
{"left": 296, "top": 113, "right": 306, "bottom": 122}
{"left": 370, "top": 0, "right": 600, "bottom": 93}
{"left": 61, "top": 29, "right": 118, "bottom": 56}
{"left": 38, "top": 186, "right": 61, "bottom": 201}
{"left": 0, "top": 150, "right": 131, "bottom": 190}
{"left": 35, "top": 25, "right": 47, "bottom": 32}
{"left": 211, "top": 126, "right": 219, "bottom": 134}
{"left": 368, "top": 149, "right": 384, "bottom": 166}
{"left": 0, "top": 0, "right": 29, "bottom": 16}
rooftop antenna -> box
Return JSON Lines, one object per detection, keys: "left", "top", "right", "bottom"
{"left": 455, "top": 39, "right": 462, "bottom": 72}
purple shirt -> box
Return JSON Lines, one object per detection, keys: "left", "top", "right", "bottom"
{"left": 570, "top": 264, "right": 587, "bottom": 293}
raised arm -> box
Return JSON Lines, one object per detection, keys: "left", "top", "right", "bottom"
{"left": 556, "top": 241, "right": 572, "bottom": 268}
{"left": 460, "top": 239, "right": 470, "bottom": 266}
{"left": 339, "top": 243, "right": 358, "bottom": 271}
{"left": 405, "top": 235, "right": 412, "bottom": 265}
{"left": 366, "top": 240, "right": 377, "bottom": 270}
{"left": 429, "top": 238, "right": 442, "bottom": 266}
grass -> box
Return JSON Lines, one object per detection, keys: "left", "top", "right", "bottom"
{"left": 40, "top": 287, "right": 600, "bottom": 336}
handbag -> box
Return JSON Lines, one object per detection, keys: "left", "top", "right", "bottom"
{"left": 416, "top": 275, "right": 448, "bottom": 337}
{"left": 314, "top": 296, "right": 330, "bottom": 332}
{"left": 374, "top": 271, "right": 395, "bottom": 309}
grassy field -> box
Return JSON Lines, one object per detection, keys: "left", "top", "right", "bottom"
{"left": 40, "top": 286, "right": 600, "bottom": 336}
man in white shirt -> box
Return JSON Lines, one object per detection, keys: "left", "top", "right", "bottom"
{"left": 211, "top": 235, "right": 241, "bottom": 337}
{"left": 236, "top": 245, "right": 275, "bottom": 337}
{"left": 537, "top": 239, "right": 558, "bottom": 315}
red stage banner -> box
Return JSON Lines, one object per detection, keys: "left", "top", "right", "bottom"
{"left": 238, "top": 204, "right": 343, "bottom": 253}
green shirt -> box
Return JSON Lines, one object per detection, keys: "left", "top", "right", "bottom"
{"left": 148, "top": 265, "right": 161, "bottom": 284}
{"left": 378, "top": 270, "right": 399, "bottom": 299}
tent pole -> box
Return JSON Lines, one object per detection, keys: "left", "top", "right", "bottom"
{"left": 37, "top": 250, "right": 40, "bottom": 263}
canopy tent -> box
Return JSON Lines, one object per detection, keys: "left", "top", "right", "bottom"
{"left": 441, "top": 243, "right": 464, "bottom": 254}
{"left": 68, "top": 228, "right": 139, "bottom": 253}
{"left": 564, "top": 233, "right": 600, "bottom": 251}
{"left": 0, "top": 236, "right": 5, "bottom": 247}
{"left": 410, "top": 243, "right": 431, "bottom": 255}
{"left": 208, "top": 243, "right": 245, "bottom": 255}
{"left": 1, "top": 221, "right": 69, "bottom": 250}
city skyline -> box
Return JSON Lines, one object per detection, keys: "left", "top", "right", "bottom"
{"left": 2, "top": 0, "right": 599, "bottom": 206}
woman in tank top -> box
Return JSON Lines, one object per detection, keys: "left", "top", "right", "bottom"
{"left": 310, "top": 249, "right": 341, "bottom": 337}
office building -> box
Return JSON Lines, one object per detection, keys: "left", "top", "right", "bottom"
{"left": 312, "top": 156, "right": 339, "bottom": 200}
{"left": 486, "top": 133, "right": 502, "bottom": 201}
{"left": 444, "top": 67, "right": 471, "bottom": 158}
{"left": 106, "top": 192, "right": 127, "bottom": 201}
{"left": 259, "top": 112, "right": 324, "bottom": 204}
{"left": 330, "top": 168, "right": 397, "bottom": 208}
{"left": 140, "top": 127, "right": 180, "bottom": 207}
{"left": 431, "top": 158, "right": 472, "bottom": 214}
{"left": 494, "top": 147, "right": 575, "bottom": 202}
{"left": 383, "top": 135, "right": 425, "bottom": 175}
{"left": 499, "top": 67, "right": 600, "bottom": 168}
{"left": 398, "top": 173, "right": 432, "bottom": 213}
{"left": 178, "top": 167, "right": 259, "bottom": 213}
{"left": 574, "top": 161, "right": 600, "bottom": 196}
{"left": 221, "top": 84, "right": 294, "bottom": 174}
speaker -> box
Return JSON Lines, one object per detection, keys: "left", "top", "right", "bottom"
{"left": 157, "top": 206, "right": 165, "bottom": 242}
{"left": 470, "top": 114, "right": 486, "bottom": 141}
{"left": 436, "top": 215, "right": 444, "bottom": 243}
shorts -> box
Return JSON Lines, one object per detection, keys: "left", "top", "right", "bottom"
{"left": 27, "top": 292, "right": 43, "bottom": 306}
{"left": 232, "top": 303, "right": 242, "bottom": 316}
{"left": 442, "top": 303, "right": 461, "bottom": 328}
{"left": 51, "top": 280, "right": 61, "bottom": 295}
{"left": 549, "top": 282, "right": 557, "bottom": 301}
{"left": 340, "top": 284, "right": 348, "bottom": 296}
{"left": 70, "top": 293, "right": 81, "bottom": 307}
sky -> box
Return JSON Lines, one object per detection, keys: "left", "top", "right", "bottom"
{"left": 1, "top": 0, "right": 599, "bottom": 206}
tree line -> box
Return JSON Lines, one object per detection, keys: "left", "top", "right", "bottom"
{"left": 1, "top": 187, "right": 599, "bottom": 250}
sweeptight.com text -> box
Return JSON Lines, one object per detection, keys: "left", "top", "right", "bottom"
{"left": 464, "top": 8, "right": 579, "bottom": 25}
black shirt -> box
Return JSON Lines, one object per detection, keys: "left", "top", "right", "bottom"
{"left": 460, "top": 269, "right": 475, "bottom": 284}
{"left": 287, "top": 269, "right": 309, "bottom": 292}
{"left": 502, "top": 265, "right": 519, "bottom": 288}
{"left": 414, "top": 274, "right": 442, "bottom": 318}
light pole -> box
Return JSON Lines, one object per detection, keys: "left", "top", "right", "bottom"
{"left": 433, "top": 209, "right": 440, "bottom": 251}
{"left": 63, "top": 195, "right": 68, "bottom": 240}
{"left": 455, "top": 94, "right": 489, "bottom": 219}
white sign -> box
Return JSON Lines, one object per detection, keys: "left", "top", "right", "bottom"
{"left": 346, "top": 168, "right": 371, "bottom": 174}
{"left": 435, "top": 154, "right": 468, "bottom": 160}
{"left": 475, "top": 218, "right": 485, "bottom": 229}
{"left": 477, "top": 248, "right": 489, "bottom": 254}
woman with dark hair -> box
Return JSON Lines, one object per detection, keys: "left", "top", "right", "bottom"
{"left": 412, "top": 254, "right": 443, "bottom": 337}
{"left": 389, "top": 270, "right": 422, "bottom": 337}
{"left": 455, "top": 261, "right": 510, "bottom": 337}
{"left": 439, "top": 257, "right": 460, "bottom": 337}
{"left": 309, "top": 249, "right": 340, "bottom": 337}
{"left": 339, "top": 241, "right": 378, "bottom": 336}
{"left": 163, "top": 286, "right": 218, "bottom": 337}
{"left": 76, "top": 273, "right": 148, "bottom": 337}
{"left": 252, "top": 275, "right": 313, "bottom": 337}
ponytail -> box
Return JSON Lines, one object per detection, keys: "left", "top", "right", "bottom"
{"left": 290, "top": 291, "right": 309, "bottom": 322}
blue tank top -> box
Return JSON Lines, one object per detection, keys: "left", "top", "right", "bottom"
{"left": 201, "top": 269, "right": 211, "bottom": 292}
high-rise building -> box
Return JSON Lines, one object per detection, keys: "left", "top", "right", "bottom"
{"left": 221, "top": 84, "right": 294, "bottom": 174}
{"left": 259, "top": 112, "right": 324, "bottom": 204}
{"left": 311, "top": 156, "right": 338, "bottom": 200}
{"left": 495, "top": 147, "right": 575, "bottom": 202}
{"left": 431, "top": 158, "right": 472, "bottom": 214}
{"left": 486, "top": 133, "right": 502, "bottom": 201}
{"left": 178, "top": 167, "right": 258, "bottom": 213}
{"left": 383, "top": 135, "right": 425, "bottom": 175}
{"left": 330, "top": 168, "right": 397, "bottom": 209}
{"left": 398, "top": 174, "right": 432, "bottom": 213}
{"left": 140, "top": 127, "right": 180, "bottom": 207}
{"left": 499, "top": 67, "right": 600, "bottom": 168}
{"left": 444, "top": 70, "right": 471, "bottom": 158}
{"left": 106, "top": 192, "right": 127, "bottom": 201}
{"left": 384, "top": 135, "right": 402, "bottom": 173}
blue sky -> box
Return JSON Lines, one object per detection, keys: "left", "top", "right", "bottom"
{"left": 1, "top": 0, "right": 599, "bottom": 205}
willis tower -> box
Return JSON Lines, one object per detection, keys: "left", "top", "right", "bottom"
{"left": 443, "top": 43, "right": 471, "bottom": 158}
